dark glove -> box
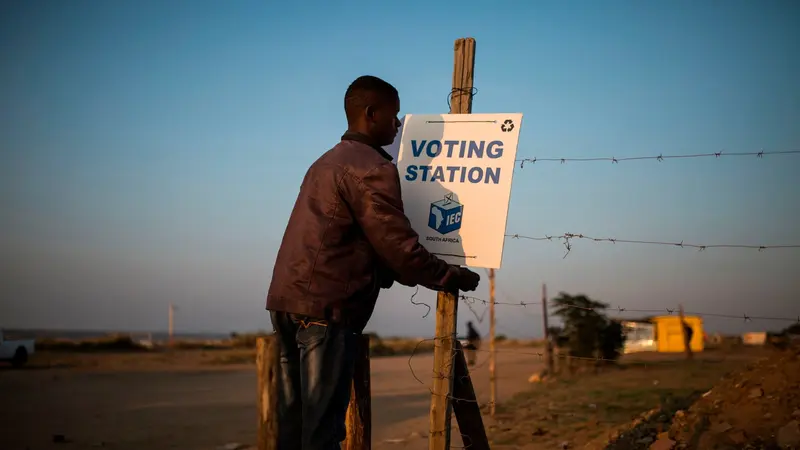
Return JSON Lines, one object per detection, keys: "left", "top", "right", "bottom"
{"left": 422, "top": 266, "right": 481, "bottom": 292}
{"left": 456, "top": 267, "right": 480, "bottom": 292}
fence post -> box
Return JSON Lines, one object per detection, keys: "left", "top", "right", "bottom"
{"left": 258, "top": 334, "right": 370, "bottom": 450}
{"left": 428, "top": 36, "right": 476, "bottom": 450}
{"left": 345, "top": 335, "right": 372, "bottom": 450}
{"left": 256, "top": 336, "right": 279, "bottom": 450}
{"left": 488, "top": 268, "right": 496, "bottom": 417}
{"left": 452, "top": 341, "right": 491, "bottom": 450}
{"left": 429, "top": 288, "right": 460, "bottom": 450}
{"left": 679, "top": 304, "right": 693, "bottom": 360}
{"left": 541, "top": 283, "right": 554, "bottom": 374}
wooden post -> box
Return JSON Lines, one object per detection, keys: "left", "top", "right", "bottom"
{"left": 452, "top": 341, "right": 491, "bottom": 450}
{"left": 428, "top": 292, "right": 458, "bottom": 450}
{"left": 679, "top": 304, "right": 693, "bottom": 360}
{"left": 428, "top": 36, "right": 476, "bottom": 450}
{"left": 449, "top": 38, "right": 476, "bottom": 114}
{"left": 429, "top": 288, "right": 460, "bottom": 450}
{"left": 256, "top": 336, "right": 279, "bottom": 450}
{"left": 345, "top": 335, "right": 372, "bottom": 450}
{"left": 542, "top": 283, "right": 554, "bottom": 374}
{"left": 168, "top": 303, "right": 175, "bottom": 347}
{"left": 488, "top": 268, "right": 496, "bottom": 417}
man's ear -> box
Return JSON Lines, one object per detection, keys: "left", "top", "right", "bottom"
{"left": 364, "top": 105, "right": 376, "bottom": 122}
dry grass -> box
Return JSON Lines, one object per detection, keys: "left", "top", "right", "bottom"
{"left": 486, "top": 347, "right": 769, "bottom": 449}
{"left": 11, "top": 334, "right": 542, "bottom": 371}
{"left": 15, "top": 348, "right": 251, "bottom": 371}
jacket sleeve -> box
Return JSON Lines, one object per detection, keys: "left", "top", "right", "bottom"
{"left": 345, "top": 162, "right": 457, "bottom": 290}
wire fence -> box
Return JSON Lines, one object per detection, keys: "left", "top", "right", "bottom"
{"left": 458, "top": 294, "right": 800, "bottom": 324}
{"left": 404, "top": 330, "right": 677, "bottom": 449}
{"left": 505, "top": 232, "right": 800, "bottom": 258}
{"left": 402, "top": 285, "right": 798, "bottom": 446}
{"left": 403, "top": 291, "right": 799, "bottom": 447}
{"left": 406, "top": 291, "right": 800, "bottom": 378}
{"left": 515, "top": 149, "right": 800, "bottom": 168}
{"left": 399, "top": 88, "right": 800, "bottom": 448}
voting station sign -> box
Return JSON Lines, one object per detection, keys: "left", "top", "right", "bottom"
{"left": 394, "top": 113, "right": 523, "bottom": 269}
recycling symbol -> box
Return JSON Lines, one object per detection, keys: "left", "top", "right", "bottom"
{"left": 500, "top": 119, "right": 514, "bottom": 132}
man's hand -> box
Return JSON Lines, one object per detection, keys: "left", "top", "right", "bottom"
{"left": 457, "top": 267, "right": 481, "bottom": 291}
{"left": 421, "top": 266, "right": 480, "bottom": 293}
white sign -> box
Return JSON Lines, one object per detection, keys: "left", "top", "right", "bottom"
{"left": 393, "top": 113, "right": 523, "bottom": 269}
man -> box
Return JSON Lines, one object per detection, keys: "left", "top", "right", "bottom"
{"left": 266, "top": 75, "right": 481, "bottom": 450}
{"left": 465, "top": 320, "right": 481, "bottom": 366}
{"left": 683, "top": 321, "right": 694, "bottom": 349}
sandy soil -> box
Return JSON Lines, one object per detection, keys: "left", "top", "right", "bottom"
{"left": 482, "top": 346, "right": 786, "bottom": 450}
{"left": 664, "top": 346, "right": 800, "bottom": 449}
{"left": 0, "top": 348, "right": 545, "bottom": 450}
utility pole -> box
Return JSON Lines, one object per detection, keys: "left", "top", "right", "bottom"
{"left": 168, "top": 303, "right": 175, "bottom": 347}
{"left": 679, "top": 304, "right": 693, "bottom": 360}
{"left": 541, "top": 283, "right": 554, "bottom": 374}
{"left": 488, "top": 268, "right": 496, "bottom": 417}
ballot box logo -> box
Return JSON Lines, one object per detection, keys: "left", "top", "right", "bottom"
{"left": 428, "top": 193, "right": 463, "bottom": 235}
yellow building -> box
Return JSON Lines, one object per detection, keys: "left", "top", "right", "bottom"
{"left": 651, "top": 315, "right": 704, "bottom": 353}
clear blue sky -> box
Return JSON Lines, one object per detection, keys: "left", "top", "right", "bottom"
{"left": 1, "top": 0, "right": 798, "bottom": 338}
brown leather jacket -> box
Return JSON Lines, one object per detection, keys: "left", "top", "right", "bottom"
{"left": 266, "top": 132, "right": 457, "bottom": 330}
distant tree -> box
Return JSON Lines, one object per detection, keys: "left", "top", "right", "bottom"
{"left": 546, "top": 326, "right": 569, "bottom": 348}
{"left": 597, "top": 319, "right": 626, "bottom": 362}
{"left": 550, "top": 292, "right": 626, "bottom": 363}
{"left": 364, "top": 332, "right": 382, "bottom": 342}
{"left": 782, "top": 323, "right": 800, "bottom": 336}
{"left": 546, "top": 326, "right": 562, "bottom": 336}
{"left": 551, "top": 293, "right": 607, "bottom": 358}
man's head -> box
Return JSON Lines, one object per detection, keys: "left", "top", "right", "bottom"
{"left": 344, "top": 75, "right": 401, "bottom": 147}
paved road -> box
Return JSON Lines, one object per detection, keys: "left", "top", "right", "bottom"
{"left": 0, "top": 349, "right": 544, "bottom": 450}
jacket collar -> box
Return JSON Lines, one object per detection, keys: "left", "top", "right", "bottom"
{"left": 341, "top": 131, "right": 394, "bottom": 162}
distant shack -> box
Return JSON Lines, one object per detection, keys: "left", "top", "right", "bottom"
{"left": 617, "top": 315, "right": 704, "bottom": 354}
{"left": 742, "top": 331, "right": 767, "bottom": 346}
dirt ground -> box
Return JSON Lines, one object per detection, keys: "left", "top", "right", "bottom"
{"left": 659, "top": 346, "right": 800, "bottom": 449}
{"left": 485, "top": 346, "right": 799, "bottom": 450}
{"left": 6, "top": 345, "right": 790, "bottom": 450}
{"left": 0, "top": 345, "right": 545, "bottom": 450}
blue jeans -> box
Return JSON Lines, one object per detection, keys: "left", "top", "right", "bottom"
{"left": 269, "top": 311, "right": 359, "bottom": 450}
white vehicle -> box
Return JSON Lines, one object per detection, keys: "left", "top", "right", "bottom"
{"left": 0, "top": 329, "right": 35, "bottom": 367}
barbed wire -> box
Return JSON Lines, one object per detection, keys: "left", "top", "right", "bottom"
{"left": 463, "top": 297, "right": 488, "bottom": 323}
{"left": 422, "top": 88, "right": 799, "bottom": 449}
{"left": 409, "top": 285, "right": 432, "bottom": 318}
{"left": 459, "top": 294, "right": 800, "bottom": 324}
{"left": 413, "top": 333, "right": 685, "bottom": 449}
{"left": 404, "top": 287, "right": 798, "bottom": 324}
{"left": 439, "top": 87, "right": 800, "bottom": 170}
{"left": 447, "top": 86, "right": 478, "bottom": 111}
{"left": 515, "top": 149, "right": 800, "bottom": 168}
{"left": 406, "top": 320, "right": 797, "bottom": 446}
{"left": 407, "top": 334, "right": 625, "bottom": 415}
{"left": 505, "top": 232, "right": 800, "bottom": 258}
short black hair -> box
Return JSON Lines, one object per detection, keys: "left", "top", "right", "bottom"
{"left": 344, "top": 75, "right": 398, "bottom": 122}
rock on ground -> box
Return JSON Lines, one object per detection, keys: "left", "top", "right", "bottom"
{"left": 599, "top": 346, "right": 800, "bottom": 449}
{"left": 666, "top": 347, "right": 800, "bottom": 449}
